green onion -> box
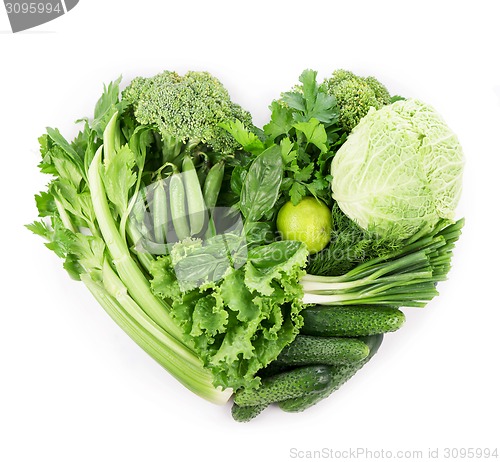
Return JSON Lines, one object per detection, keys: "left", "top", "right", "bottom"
{"left": 302, "top": 219, "right": 464, "bottom": 307}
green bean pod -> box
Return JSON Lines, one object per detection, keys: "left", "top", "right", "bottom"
{"left": 203, "top": 162, "right": 225, "bottom": 238}
{"left": 152, "top": 180, "right": 168, "bottom": 243}
{"left": 182, "top": 156, "right": 207, "bottom": 236}
{"left": 203, "top": 161, "right": 225, "bottom": 210}
{"left": 169, "top": 173, "right": 190, "bottom": 241}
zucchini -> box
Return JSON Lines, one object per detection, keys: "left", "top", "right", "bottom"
{"left": 274, "top": 335, "right": 369, "bottom": 366}
{"left": 301, "top": 305, "right": 405, "bottom": 337}
{"left": 234, "top": 365, "right": 332, "bottom": 407}
{"left": 278, "top": 334, "right": 384, "bottom": 413}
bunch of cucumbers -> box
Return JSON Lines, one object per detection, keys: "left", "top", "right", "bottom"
{"left": 231, "top": 305, "right": 405, "bottom": 422}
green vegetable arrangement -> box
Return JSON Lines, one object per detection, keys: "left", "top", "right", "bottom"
{"left": 28, "top": 68, "right": 464, "bottom": 421}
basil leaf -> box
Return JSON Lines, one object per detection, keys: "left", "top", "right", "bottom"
{"left": 248, "top": 240, "right": 305, "bottom": 271}
{"left": 230, "top": 166, "right": 247, "bottom": 196}
{"left": 244, "top": 221, "right": 275, "bottom": 247}
{"left": 174, "top": 254, "right": 221, "bottom": 282}
{"left": 240, "top": 145, "right": 283, "bottom": 222}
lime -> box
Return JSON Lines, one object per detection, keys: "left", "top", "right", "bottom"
{"left": 276, "top": 197, "right": 332, "bottom": 254}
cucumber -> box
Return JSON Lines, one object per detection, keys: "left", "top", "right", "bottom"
{"left": 231, "top": 403, "right": 268, "bottom": 423}
{"left": 301, "top": 305, "right": 405, "bottom": 337}
{"left": 234, "top": 365, "right": 332, "bottom": 407}
{"left": 278, "top": 334, "right": 384, "bottom": 413}
{"left": 274, "top": 335, "right": 370, "bottom": 366}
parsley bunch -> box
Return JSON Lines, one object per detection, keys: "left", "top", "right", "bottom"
{"left": 263, "top": 69, "right": 346, "bottom": 206}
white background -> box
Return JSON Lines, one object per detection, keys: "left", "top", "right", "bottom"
{"left": 1, "top": 1, "right": 499, "bottom": 461}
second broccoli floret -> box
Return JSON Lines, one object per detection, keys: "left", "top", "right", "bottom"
{"left": 322, "top": 69, "right": 391, "bottom": 132}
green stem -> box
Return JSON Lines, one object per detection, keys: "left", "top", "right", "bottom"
{"left": 82, "top": 269, "right": 232, "bottom": 404}
{"left": 54, "top": 199, "right": 77, "bottom": 233}
{"left": 301, "top": 220, "right": 463, "bottom": 308}
{"left": 301, "top": 271, "right": 433, "bottom": 294}
{"left": 126, "top": 220, "right": 156, "bottom": 275}
{"left": 88, "top": 146, "right": 184, "bottom": 344}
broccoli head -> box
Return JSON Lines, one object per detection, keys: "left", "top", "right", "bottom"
{"left": 122, "top": 70, "right": 253, "bottom": 155}
{"left": 322, "top": 70, "right": 391, "bottom": 132}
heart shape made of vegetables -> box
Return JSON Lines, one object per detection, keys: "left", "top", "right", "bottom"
{"left": 27, "top": 69, "right": 464, "bottom": 422}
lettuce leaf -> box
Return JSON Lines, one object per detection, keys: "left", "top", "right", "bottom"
{"left": 150, "top": 240, "right": 308, "bottom": 390}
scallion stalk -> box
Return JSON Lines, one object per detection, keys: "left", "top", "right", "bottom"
{"left": 301, "top": 219, "right": 464, "bottom": 307}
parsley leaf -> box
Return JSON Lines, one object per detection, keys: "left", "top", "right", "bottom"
{"left": 263, "top": 101, "right": 295, "bottom": 140}
{"left": 289, "top": 182, "right": 307, "bottom": 205}
{"left": 220, "top": 119, "right": 265, "bottom": 155}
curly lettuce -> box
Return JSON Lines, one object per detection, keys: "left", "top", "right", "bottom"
{"left": 150, "top": 240, "right": 309, "bottom": 390}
